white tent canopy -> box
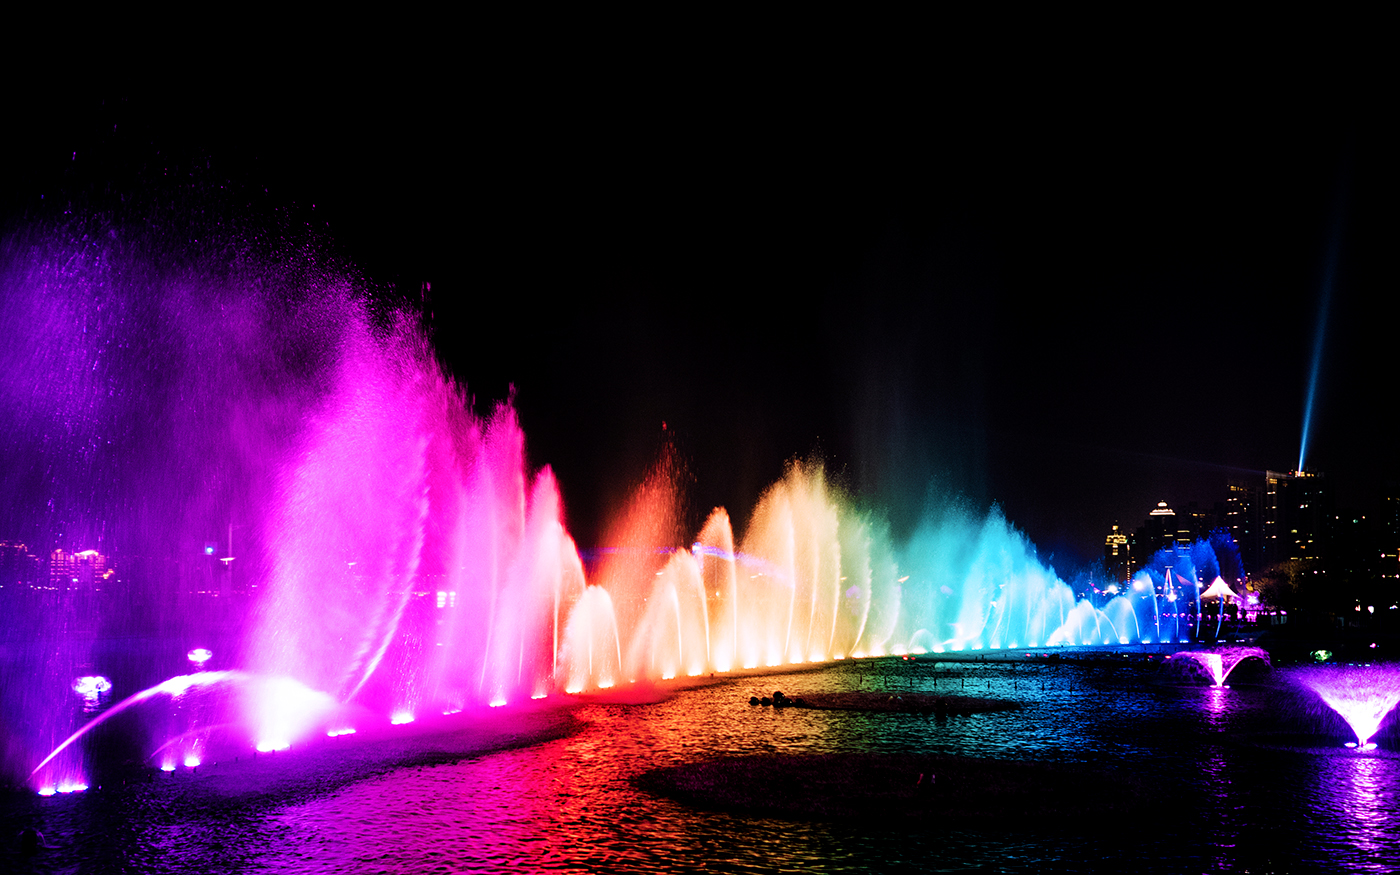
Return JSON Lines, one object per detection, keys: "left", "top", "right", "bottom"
{"left": 1200, "top": 577, "right": 1238, "bottom": 600}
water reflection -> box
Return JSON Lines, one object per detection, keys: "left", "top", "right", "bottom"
{"left": 1201, "top": 743, "right": 1236, "bottom": 873}
{"left": 237, "top": 661, "right": 1400, "bottom": 873}
{"left": 11, "top": 658, "right": 1400, "bottom": 873}
{"left": 1325, "top": 753, "right": 1400, "bottom": 869}
{"left": 1204, "top": 684, "right": 1229, "bottom": 721}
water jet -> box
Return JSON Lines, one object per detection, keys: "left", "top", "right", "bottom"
{"left": 1297, "top": 665, "right": 1400, "bottom": 749}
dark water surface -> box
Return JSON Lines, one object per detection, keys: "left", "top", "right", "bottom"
{"left": 5, "top": 658, "right": 1399, "bottom": 873}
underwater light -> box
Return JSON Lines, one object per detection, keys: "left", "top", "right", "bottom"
{"left": 73, "top": 676, "right": 112, "bottom": 696}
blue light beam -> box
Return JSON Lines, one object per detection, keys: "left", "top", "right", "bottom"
{"left": 1298, "top": 261, "right": 1332, "bottom": 472}
{"left": 1299, "top": 158, "right": 1351, "bottom": 472}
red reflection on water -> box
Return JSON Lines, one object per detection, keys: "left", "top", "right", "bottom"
{"left": 251, "top": 678, "right": 846, "bottom": 873}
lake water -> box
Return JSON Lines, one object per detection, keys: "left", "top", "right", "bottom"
{"left": 5, "top": 656, "right": 1398, "bottom": 873}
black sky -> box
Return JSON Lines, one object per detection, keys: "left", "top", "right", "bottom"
{"left": 4, "top": 49, "right": 1395, "bottom": 571}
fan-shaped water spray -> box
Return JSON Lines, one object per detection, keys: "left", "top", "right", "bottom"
{"left": 1169, "top": 647, "right": 1271, "bottom": 687}
{"left": 1298, "top": 665, "right": 1400, "bottom": 749}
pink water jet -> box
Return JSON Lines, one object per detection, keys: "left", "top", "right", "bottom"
{"left": 1298, "top": 665, "right": 1400, "bottom": 749}
{"left": 29, "top": 671, "right": 336, "bottom": 791}
{"left": 248, "top": 321, "right": 585, "bottom": 725}
{"left": 1170, "top": 647, "right": 1271, "bottom": 687}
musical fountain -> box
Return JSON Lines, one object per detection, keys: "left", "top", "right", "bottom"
{"left": 0, "top": 212, "right": 1251, "bottom": 798}
{"left": 2, "top": 197, "right": 1399, "bottom": 874}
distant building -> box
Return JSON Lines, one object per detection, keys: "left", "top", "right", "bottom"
{"left": 1180, "top": 500, "right": 1226, "bottom": 546}
{"left": 1139, "top": 500, "right": 1179, "bottom": 555}
{"left": 1101, "top": 469, "right": 1390, "bottom": 620}
{"left": 1103, "top": 523, "right": 1132, "bottom": 584}
{"left": 49, "top": 548, "right": 113, "bottom": 590}
{"left": 0, "top": 541, "right": 39, "bottom": 588}
{"left": 1264, "top": 470, "right": 1330, "bottom": 566}
{"left": 1225, "top": 478, "right": 1263, "bottom": 576}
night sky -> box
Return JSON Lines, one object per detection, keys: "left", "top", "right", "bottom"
{"left": 4, "top": 54, "right": 1395, "bottom": 572}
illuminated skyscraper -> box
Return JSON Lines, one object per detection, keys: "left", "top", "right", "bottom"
{"left": 1264, "top": 469, "right": 1330, "bottom": 566}
{"left": 48, "top": 548, "right": 112, "bottom": 590}
{"left": 1103, "top": 523, "right": 1132, "bottom": 584}
{"left": 1225, "top": 478, "right": 1262, "bottom": 574}
{"left": 1141, "top": 500, "right": 1178, "bottom": 554}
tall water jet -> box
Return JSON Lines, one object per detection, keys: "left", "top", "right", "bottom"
{"left": 247, "top": 336, "right": 582, "bottom": 730}
{"left": 694, "top": 509, "right": 739, "bottom": 672}
{"left": 559, "top": 586, "right": 623, "bottom": 693}
{"left": 737, "top": 461, "right": 843, "bottom": 666}
{"left": 1, "top": 210, "right": 589, "bottom": 787}
{"left": 898, "top": 502, "right": 1080, "bottom": 652}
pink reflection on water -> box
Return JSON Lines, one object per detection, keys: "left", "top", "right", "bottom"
{"left": 1338, "top": 755, "right": 1396, "bottom": 862}
{"left": 1205, "top": 685, "right": 1228, "bottom": 717}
